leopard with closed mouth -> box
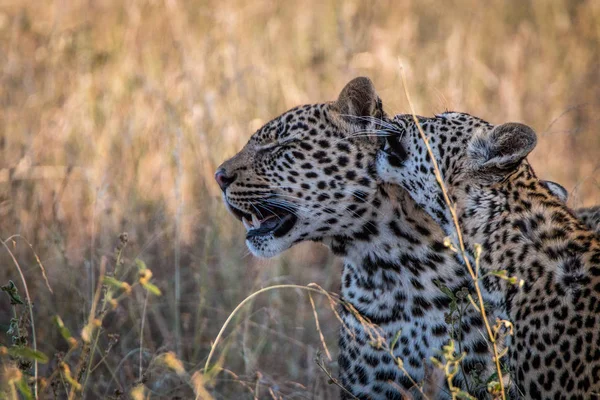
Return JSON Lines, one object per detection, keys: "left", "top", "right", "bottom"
{"left": 376, "top": 109, "right": 600, "bottom": 398}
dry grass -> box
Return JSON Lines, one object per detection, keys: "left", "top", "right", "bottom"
{"left": 0, "top": 0, "right": 599, "bottom": 398}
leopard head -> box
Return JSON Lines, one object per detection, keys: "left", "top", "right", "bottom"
{"left": 216, "top": 77, "right": 388, "bottom": 257}
{"left": 376, "top": 112, "right": 538, "bottom": 229}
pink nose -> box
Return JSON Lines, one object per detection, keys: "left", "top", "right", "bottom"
{"left": 215, "top": 169, "right": 236, "bottom": 191}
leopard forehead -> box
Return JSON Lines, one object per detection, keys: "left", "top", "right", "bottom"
{"left": 378, "top": 111, "right": 495, "bottom": 186}
{"left": 395, "top": 111, "right": 492, "bottom": 161}
{"left": 251, "top": 103, "right": 339, "bottom": 144}
{"left": 246, "top": 103, "right": 378, "bottom": 180}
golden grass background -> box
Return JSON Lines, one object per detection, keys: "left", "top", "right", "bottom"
{"left": 0, "top": 0, "right": 599, "bottom": 398}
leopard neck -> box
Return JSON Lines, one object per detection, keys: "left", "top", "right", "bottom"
{"left": 326, "top": 184, "right": 487, "bottom": 322}
{"left": 325, "top": 184, "right": 506, "bottom": 396}
{"left": 457, "top": 163, "right": 600, "bottom": 310}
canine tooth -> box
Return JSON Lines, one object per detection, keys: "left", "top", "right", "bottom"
{"left": 242, "top": 217, "right": 252, "bottom": 231}
{"left": 252, "top": 213, "right": 261, "bottom": 228}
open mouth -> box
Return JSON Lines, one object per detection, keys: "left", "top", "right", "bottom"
{"left": 225, "top": 200, "right": 298, "bottom": 239}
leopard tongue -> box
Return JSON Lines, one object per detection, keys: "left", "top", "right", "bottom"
{"left": 260, "top": 215, "right": 279, "bottom": 230}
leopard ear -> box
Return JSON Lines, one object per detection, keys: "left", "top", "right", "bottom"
{"left": 541, "top": 180, "right": 568, "bottom": 202}
{"left": 469, "top": 122, "right": 537, "bottom": 179}
{"left": 334, "top": 77, "right": 384, "bottom": 122}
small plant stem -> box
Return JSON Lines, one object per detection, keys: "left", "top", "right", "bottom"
{"left": 398, "top": 64, "right": 506, "bottom": 400}
{"left": 72, "top": 256, "right": 108, "bottom": 399}
{"left": 11, "top": 305, "right": 20, "bottom": 339}
{"left": 2, "top": 238, "right": 38, "bottom": 399}
{"left": 314, "top": 353, "right": 359, "bottom": 400}
{"left": 174, "top": 125, "right": 183, "bottom": 358}
{"left": 308, "top": 293, "right": 332, "bottom": 361}
{"left": 204, "top": 284, "right": 339, "bottom": 373}
{"left": 139, "top": 289, "right": 149, "bottom": 380}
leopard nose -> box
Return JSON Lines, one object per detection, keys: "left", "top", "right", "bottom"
{"left": 215, "top": 169, "right": 237, "bottom": 191}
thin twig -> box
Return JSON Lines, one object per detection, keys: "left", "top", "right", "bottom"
{"left": 4, "top": 235, "right": 53, "bottom": 294}
{"left": 203, "top": 284, "right": 341, "bottom": 373}
{"left": 398, "top": 62, "right": 507, "bottom": 399}
{"left": 75, "top": 257, "right": 107, "bottom": 399}
{"left": 139, "top": 289, "right": 150, "bottom": 381}
{"left": 308, "top": 293, "right": 332, "bottom": 361}
{"left": 314, "top": 352, "right": 359, "bottom": 400}
{"left": 2, "top": 238, "right": 39, "bottom": 399}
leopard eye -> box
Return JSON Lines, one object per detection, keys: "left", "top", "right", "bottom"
{"left": 258, "top": 137, "right": 299, "bottom": 151}
{"left": 255, "top": 122, "right": 298, "bottom": 151}
{"left": 256, "top": 142, "right": 278, "bottom": 152}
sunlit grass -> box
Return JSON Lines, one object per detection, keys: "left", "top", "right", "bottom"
{"left": 0, "top": 0, "right": 599, "bottom": 397}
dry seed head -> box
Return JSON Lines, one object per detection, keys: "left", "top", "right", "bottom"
{"left": 487, "top": 380, "right": 502, "bottom": 394}
{"left": 121, "top": 282, "right": 132, "bottom": 294}
{"left": 139, "top": 269, "right": 153, "bottom": 285}
{"left": 139, "top": 269, "right": 152, "bottom": 279}
{"left": 59, "top": 362, "right": 70, "bottom": 373}
{"left": 130, "top": 384, "right": 146, "bottom": 400}
{"left": 430, "top": 356, "right": 443, "bottom": 369}
{"left": 4, "top": 366, "right": 22, "bottom": 383}
{"left": 473, "top": 243, "right": 482, "bottom": 259}
{"left": 395, "top": 357, "right": 404, "bottom": 369}
{"left": 117, "top": 232, "right": 129, "bottom": 250}
{"left": 81, "top": 323, "right": 94, "bottom": 343}
{"left": 68, "top": 337, "right": 78, "bottom": 348}
{"left": 443, "top": 236, "right": 458, "bottom": 252}
{"left": 369, "top": 338, "right": 384, "bottom": 350}
{"left": 161, "top": 351, "right": 186, "bottom": 375}
{"left": 191, "top": 371, "right": 215, "bottom": 400}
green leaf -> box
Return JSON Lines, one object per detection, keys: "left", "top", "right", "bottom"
{"left": 430, "top": 356, "right": 443, "bottom": 369}
{"left": 135, "top": 258, "right": 147, "bottom": 271}
{"left": 1, "top": 280, "right": 24, "bottom": 305}
{"left": 142, "top": 282, "right": 162, "bottom": 296}
{"left": 8, "top": 347, "right": 49, "bottom": 364}
{"left": 103, "top": 276, "right": 125, "bottom": 289}
{"left": 16, "top": 376, "right": 33, "bottom": 400}
{"left": 389, "top": 330, "right": 402, "bottom": 351}
{"left": 433, "top": 280, "right": 458, "bottom": 311}
{"left": 488, "top": 269, "right": 508, "bottom": 278}
{"left": 53, "top": 315, "right": 72, "bottom": 341}
{"left": 433, "top": 280, "right": 456, "bottom": 300}
{"left": 455, "top": 390, "right": 477, "bottom": 400}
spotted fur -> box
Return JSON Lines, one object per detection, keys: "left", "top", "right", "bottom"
{"left": 377, "top": 111, "right": 600, "bottom": 399}
{"left": 216, "top": 78, "right": 506, "bottom": 399}
{"left": 576, "top": 206, "right": 600, "bottom": 233}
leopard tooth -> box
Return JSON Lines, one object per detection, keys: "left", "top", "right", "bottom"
{"left": 252, "top": 213, "right": 261, "bottom": 229}
{"left": 242, "top": 217, "right": 252, "bottom": 231}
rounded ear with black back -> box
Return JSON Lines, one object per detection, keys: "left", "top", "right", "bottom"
{"left": 541, "top": 180, "right": 569, "bottom": 202}
{"left": 333, "top": 77, "right": 384, "bottom": 124}
{"left": 469, "top": 122, "right": 537, "bottom": 181}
